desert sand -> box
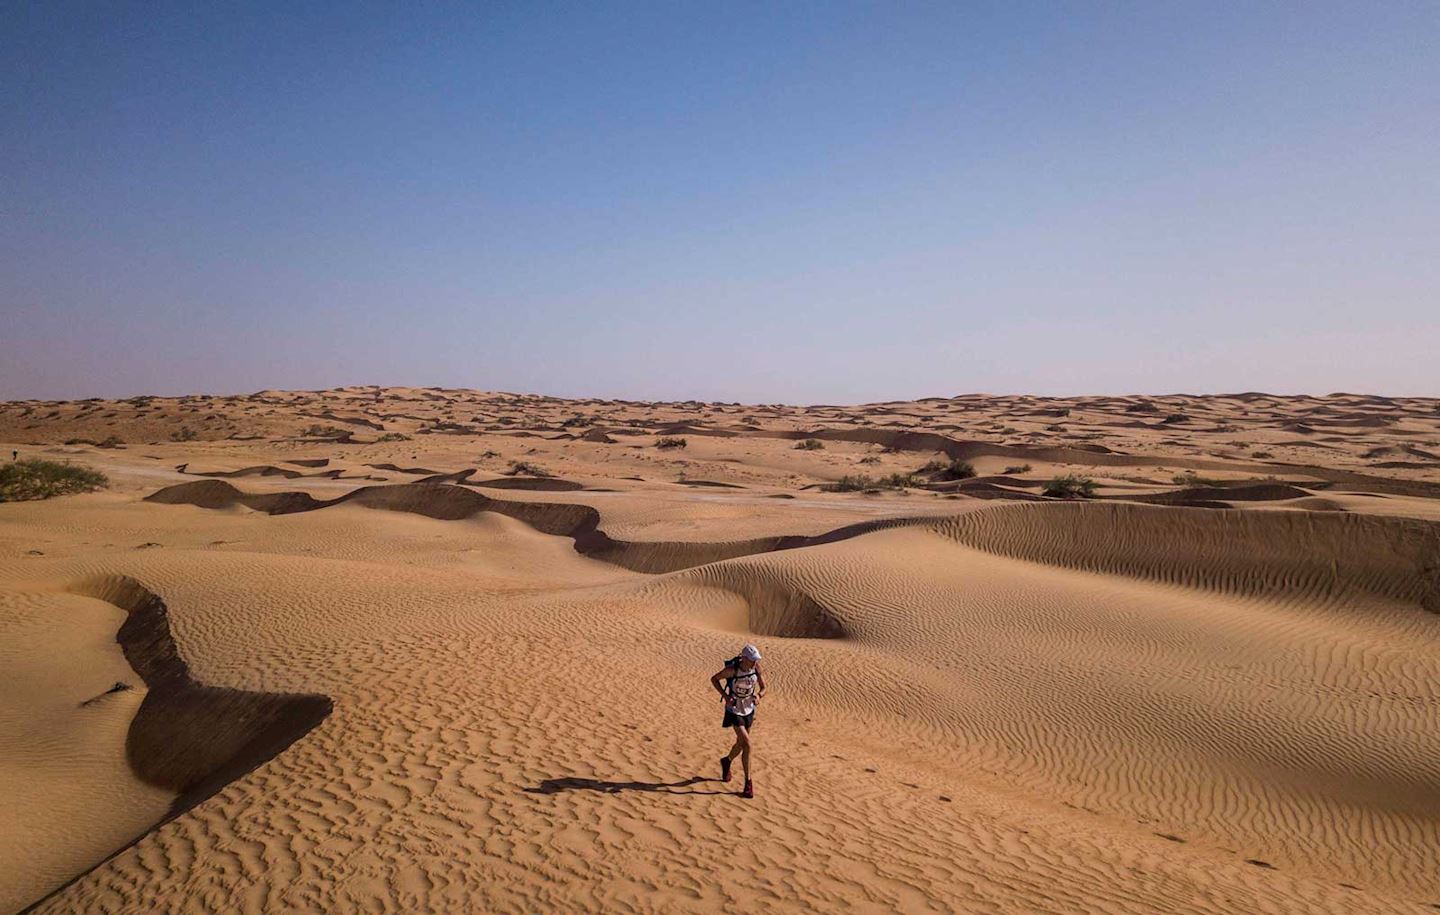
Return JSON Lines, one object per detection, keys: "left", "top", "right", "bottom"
{"left": 2, "top": 387, "right": 1438, "bottom": 914}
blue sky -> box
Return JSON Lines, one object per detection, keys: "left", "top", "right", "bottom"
{"left": 3, "top": 1, "right": 1437, "bottom": 401}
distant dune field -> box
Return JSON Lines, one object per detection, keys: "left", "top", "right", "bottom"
{"left": 2, "top": 388, "right": 1439, "bottom": 914}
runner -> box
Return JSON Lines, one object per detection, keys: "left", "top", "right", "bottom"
{"left": 710, "top": 644, "right": 765, "bottom": 798}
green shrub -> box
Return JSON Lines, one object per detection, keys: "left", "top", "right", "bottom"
{"left": 941, "top": 459, "right": 975, "bottom": 480}
{"left": 794, "top": 438, "right": 825, "bottom": 451}
{"left": 857, "top": 455, "right": 881, "bottom": 465}
{"left": 1043, "top": 475, "right": 1097, "bottom": 499}
{"left": 881, "top": 472, "right": 919, "bottom": 489}
{"left": 302, "top": 424, "right": 346, "bottom": 438}
{"left": 1003, "top": 464, "right": 1032, "bottom": 474}
{"left": 0, "top": 460, "right": 108, "bottom": 502}
{"left": 169, "top": 426, "right": 198, "bottom": 442}
{"left": 375, "top": 432, "right": 412, "bottom": 442}
{"left": 918, "top": 458, "right": 975, "bottom": 480}
{"left": 655, "top": 436, "right": 688, "bottom": 450}
{"left": 824, "top": 472, "right": 916, "bottom": 493}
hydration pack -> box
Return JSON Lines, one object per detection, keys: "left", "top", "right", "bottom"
{"left": 723, "top": 657, "right": 759, "bottom": 699}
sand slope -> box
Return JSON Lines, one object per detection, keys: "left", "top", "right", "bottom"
{"left": 3, "top": 388, "right": 1440, "bottom": 913}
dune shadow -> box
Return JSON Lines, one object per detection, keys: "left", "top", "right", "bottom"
{"left": 21, "top": 575, "right": 333, "bottom": 913}
{"left": 525, "top": 775, "right": 731, "bottom": 796}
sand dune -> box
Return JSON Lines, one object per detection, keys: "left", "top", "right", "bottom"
{"left": 3, "top": 387, "right": 1440, "bottom": 913}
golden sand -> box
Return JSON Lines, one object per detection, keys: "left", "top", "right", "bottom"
{"left": 2, "top": 388, "right": 1438, "bottom": 913}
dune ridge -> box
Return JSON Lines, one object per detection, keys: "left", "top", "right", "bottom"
{"left": 13, "top": 576, "right": 331, "bottom": 913}
{"left": 68, "top": 575, "right": 333, "bottom": 812}
{"left": 145, "top": 480, "right": 1440, "bottom": 617}
{"left": 144, "top": 479, "right": 933, "bottom": 573}
{"left": 929, "top": 502, "right": 1440, "bottom": 614}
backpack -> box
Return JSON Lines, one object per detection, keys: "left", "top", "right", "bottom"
{"left": 723, "top": 657, "right": 759, "bottom": 697}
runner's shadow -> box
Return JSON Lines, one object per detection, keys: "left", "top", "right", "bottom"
{"left": 524, "top": 775, "right": 731, "bottom": 796}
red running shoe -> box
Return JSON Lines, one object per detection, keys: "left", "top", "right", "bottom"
{"left": 741, "top": 780, "right": 754, "bottom": 799}
{"left": 720, "top": 757, "right": 732, "bottom": 782}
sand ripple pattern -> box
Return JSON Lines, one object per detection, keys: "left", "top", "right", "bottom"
{"left": 14, "top": 493, "right": 1440, "bottom": 913}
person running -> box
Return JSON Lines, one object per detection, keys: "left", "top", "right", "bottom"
{"left": 711, "top": 644, "right": 765, "bottom": 798}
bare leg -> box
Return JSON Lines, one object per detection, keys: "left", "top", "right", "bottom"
{"left": 733, "top": 725, "right": 752, "bottom": 781}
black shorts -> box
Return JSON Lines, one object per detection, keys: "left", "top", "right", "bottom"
{"left": 723, "top": 709, "right": 755, "bottom": 729}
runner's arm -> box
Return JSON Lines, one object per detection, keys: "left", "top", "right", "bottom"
{"left": 710, "top": 667, "right": 735, "bottom": 700}
{"left": 757, "top": 666, "right": 767, "bottom": 699}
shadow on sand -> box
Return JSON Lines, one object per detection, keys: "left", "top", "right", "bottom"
{"left": 525, "top": 775, "right": 733, "bottom": 796}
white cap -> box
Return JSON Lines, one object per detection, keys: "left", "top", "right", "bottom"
{"left": 740, "top": 644, "right": 762, "bottom": 661}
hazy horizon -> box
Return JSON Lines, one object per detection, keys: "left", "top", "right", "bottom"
{"left": 5, "top": 380, "right": 1436, "bottom": 408}
{"left": 5, "top": 2, "right": 1438, "bottom": 402}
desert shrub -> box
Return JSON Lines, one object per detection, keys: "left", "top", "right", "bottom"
{"left": 940, "top": 459, "right": 975, "bottom": 480}
{"left": 1251, "top": 451, "right": 1273, "bottom": 459}
{"left": 302, "top": 424, "right": 347, "bottom": 437}
{"left": 375, "top": 432, "right": 412, "bottom": 442}
{"left": 794, "top": 438, "right": 825, "bottom": 451}
{"left": 1003, "top": 464, "right": 1032, "bottom": 474}
{"left": 98, "top": 435, "right": 124, "bottom": 448}
{"left": 881, "top": 472, "right": 919, "bottom": 489}
{"left": 655, "top": 436, "right": 688, "bottom": 450}
{"left": 857, "top": 455, "right": 881, "bottom": 464}
{"left": 478, "top": 449, "right": 501, "bottom": 460}
{"left": 1171, "top": 471, "right": 1223, "bottom": 487}
{"left": 506, "top": 460, "right": 551, "bottom": 477}
{"left": 0, "top": 459, "right": 108, "bottom": 502}
{"left": 824, "top": 473, "right": 915, "bottom": 493}
{"left": 1161, "top": 413, "right": 1189, "bottom": 424}
{"left": 169, "top": 426, "right": 198, "bottom": 442}
{"left": 560, "top": 415, "right": 592, "bottom": 428}
{"left": 64, "top": 438, "right": 97, "bottom": 446}
{"left": 919, "top": 458, "right": 974, "bottom": 480}
{"left": 1042, "top": 475, "right": 1096, "bottom": 499}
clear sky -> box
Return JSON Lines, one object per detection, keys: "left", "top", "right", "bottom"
{"left": 3, "top": 2, "right": 1437, "bottom": 402}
